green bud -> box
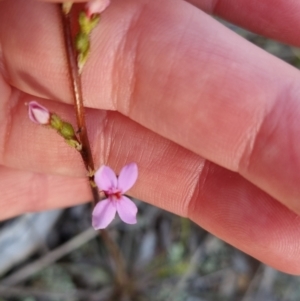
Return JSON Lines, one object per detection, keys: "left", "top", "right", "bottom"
{"left": 79, "top": 11, "right": 90, "bottom": 34}
{"left": 48, "top": 113, "right": 81, "bottom": 151}
{"left": 75, "top": 32, "right": 90, "bottom": 54}
{"left": 88, "top": 15, "right": 101, "bottom": 32}
{"left": 50, "top": 114, "right": 63, "bottom": 131}
{"left": 79, "top": 12, "right": 100, "bottom": 35}
{"left": 60, "top": 122, "right": 76, "bottom": 139}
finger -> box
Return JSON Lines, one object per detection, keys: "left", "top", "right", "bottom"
{"left": 2, "top": 86, "right": 300, "bottom": 273}
{"left": 2, "top": 0, "right": 300, "bottom": 217}
{"left": 0, "top": 165, "right": 90, "bottom": 221}
{"left": 188, "top": 162, "right": 300, "bottom": 275}
{"left": 190, "top": 0, "right": 300, "bottom": 46}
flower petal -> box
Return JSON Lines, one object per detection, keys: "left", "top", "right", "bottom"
{"left": 116, "top": 196, "right": 138, "bottom": 225}
{"left": 28, "top": 101, "right": 50, "bottom": 125}
{"left": 117, "top": 163, "right": 138, "bottom": 193}
{"left": 94, "top": 165, "right": 117, "bottom": 191}
{"left": 92, "top": 199, "right": 116, "bottom": 229}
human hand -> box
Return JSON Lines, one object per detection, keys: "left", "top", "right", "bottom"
{"left": 1, "top": 0, "right": 300, "bottom": 274}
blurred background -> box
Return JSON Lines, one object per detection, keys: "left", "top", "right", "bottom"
{"left": 1, "top": 20, "right": 300, "bottom": 301}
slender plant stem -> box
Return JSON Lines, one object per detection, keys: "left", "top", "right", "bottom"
{"left": 60, "top": 5, "right": 99, "bottom": 205}
{"left": 101, "top": 230, "right": 129, "bottom": 288}
{"left": 59, "top": 4, "right": 129, "bottom": 291}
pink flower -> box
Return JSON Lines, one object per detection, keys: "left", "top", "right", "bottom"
{"left": 85, "top": 0, "right": 111, "bottom": 17}
{"left": 28, "top": 101, "right": 50, "bottom": 125}
{"left": 92, "top": 163, "right": 138, "bottom": 229}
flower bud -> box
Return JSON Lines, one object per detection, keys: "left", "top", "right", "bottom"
{"left": 28, "top": 101, "right": 50, "bottom": 125}
{"left": 76, "top": 32, "right": 90, "bottom": 54}
{"left": 78, "top": 11, "right": 100, "bottom": 35}
{"left": 50, "top": 114, "right": 63, "bottom": 131}
{"left": 85, "top": 0, "right": 110, "bottom": 18}
{"left": 60, "top": 122, "right": 76, "bottom": 139}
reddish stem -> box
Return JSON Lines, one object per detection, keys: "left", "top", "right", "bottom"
{"left": 59, "top": 4, "right": 129, "bottom": 293}
{"left": 60, "top": 5, "right": 99, "bottom": 205}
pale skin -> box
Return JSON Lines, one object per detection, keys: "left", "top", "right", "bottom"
{"left": 1, "top": 0, "right": 300, "bottom": 274}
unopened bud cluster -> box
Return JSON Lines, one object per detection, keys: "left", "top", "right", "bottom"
{"left": 76, "top": 0, "right": 110, "bottom": 73}
{"left": 28, "top": 101, "right": 82, "bottom": 151}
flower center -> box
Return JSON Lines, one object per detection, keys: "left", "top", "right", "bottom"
{"left": 104, "top": 188, "right": 122, "bottom": 201}
{"left": 111, "top": 191, "right": 122, "bottom": 201}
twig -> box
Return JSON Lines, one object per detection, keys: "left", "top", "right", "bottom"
{"left": 166, "top": 246, "right": 204, "bottom": 301}
{"left": 101, "top": 230, "right": 129, "bottom": 288}
{"left": 60, "top": 5, "right": 99, "bottom": 205}
{"left": 1, "top": 228, "right": 98, "bottom": 286}
{"left": 0, "top": 285, "right": 112, "bottom": 300}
